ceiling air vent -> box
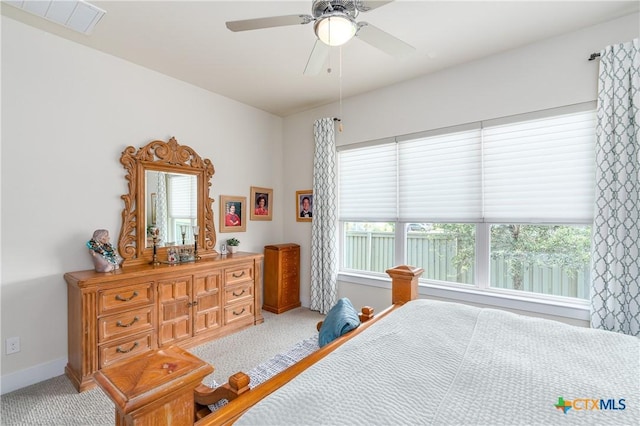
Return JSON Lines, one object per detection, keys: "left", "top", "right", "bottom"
{"left": 3, "top": 0, "right": 106, "bottom": 35}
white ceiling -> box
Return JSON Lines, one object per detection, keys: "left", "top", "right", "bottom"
{"left": 3, "top": 1, "right": 639, "bottom": 117}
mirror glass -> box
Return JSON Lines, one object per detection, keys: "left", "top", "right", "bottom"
{"left": 145, "top": 170, "right": 198, "bottom": 248}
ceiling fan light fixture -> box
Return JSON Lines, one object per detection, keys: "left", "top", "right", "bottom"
{"left": 314, "top": 13, "right": 356, "bottom": 46}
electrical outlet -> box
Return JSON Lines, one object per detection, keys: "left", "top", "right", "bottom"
{"left": 6, "top": 337, "right": 20, "bottom": 355}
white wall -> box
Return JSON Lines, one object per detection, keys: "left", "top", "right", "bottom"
{"left": 0, "top": 16, "right": 283, "bottom": 393}
{"left": 282, "top": 14, "right": 640, "bottom": 321}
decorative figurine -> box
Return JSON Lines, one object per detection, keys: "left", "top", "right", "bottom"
{"left": 86, "top": 229, "right": 122, "bottom": 272}
{"left": 167, "top": 246, "right": 179, "bottom": 263}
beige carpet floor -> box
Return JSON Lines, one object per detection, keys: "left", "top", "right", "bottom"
{"left": 0, "top": 307, "right": 324, "bottom": 426}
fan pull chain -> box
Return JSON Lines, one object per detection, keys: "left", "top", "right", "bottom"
{"left": 338, "top": 46, "right": 344, "bottom": 133}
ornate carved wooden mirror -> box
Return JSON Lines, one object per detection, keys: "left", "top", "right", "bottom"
{"left": 118, "top": 137, "right": 217, "bottom": 266}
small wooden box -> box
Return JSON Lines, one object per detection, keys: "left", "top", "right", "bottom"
{"left": 263, "top": 243, "right": 301, "bottom": 314}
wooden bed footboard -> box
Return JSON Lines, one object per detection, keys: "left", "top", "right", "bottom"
{"left": 197, "top": 305, "right": 396, "bottom": 425}
{"left": 196, "top": 264, "right": 424, "bottom": 426}
{"left": 96, "top": 265, "right": 423, "bottom": 426}
{"left": 316, "top": 306, "right": 375, "bottom": 331}
{"left": 198, "top": 303, "right": 382, "bottom": 424}
{"left": 193, "top": 372, "right": 251, "bottom": 420}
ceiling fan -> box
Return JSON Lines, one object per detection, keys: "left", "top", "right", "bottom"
{"left": 225, "top": 0, "right": 414, "bottom": 75}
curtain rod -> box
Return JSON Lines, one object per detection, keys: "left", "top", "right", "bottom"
{"left": 588, "top": 52, "right": 601, "bottom": 61}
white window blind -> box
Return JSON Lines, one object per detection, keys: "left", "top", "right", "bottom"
{"left": 399, "top": 129, "right": 482, "bottom": 221}
{"left": 339, "top": 143, "right": 397, "bottom": 221}
{"left": 167, "top": 174, "right": 197, "bottom": 218}
{"left": 482, "top": 110, "right": 596, "bottom": 222}
{"left": 338, "top": 105, "right": 596, "bottom": 224}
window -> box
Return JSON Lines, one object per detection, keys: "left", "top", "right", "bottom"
{"left": 406, "top": 223, "right": 475, "bottom": 285}
{"left": 338, "top": 104, "right": 595, "bottom": 301}
{"left": 167, "top": 174, "right": 197, "bottom": 243}
{"left": 343, "top": 222, "right": 395, "bottom": 273}
{"left": 490, "top": 224, "right": 591, "bottom": 299}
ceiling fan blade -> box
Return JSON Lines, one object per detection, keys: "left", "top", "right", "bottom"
{"left": 356, "top": 22, "right": 414, "bottom": 57}
{"left": 356, "top": 1, "right": 395, "bottom": 12}
{"left": 304, "top": 40, "right": 330, "bottom": 75}
{"left": 226, "top": 14, "right": 313, "bottom": 32}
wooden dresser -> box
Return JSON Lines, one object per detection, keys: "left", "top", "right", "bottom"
{"left": 263, "top": 243, "right": 300, "bottom": 314}
{"left": 65, "top": 252, "right": 263, "bottom": 392}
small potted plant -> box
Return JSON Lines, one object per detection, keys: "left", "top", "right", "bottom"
{"left": 226, "top": 238, "right": 240, "bottom": 253}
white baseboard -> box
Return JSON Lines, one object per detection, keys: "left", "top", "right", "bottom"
{"left": 1, "top": 357, "right": 67, "bottom": 395}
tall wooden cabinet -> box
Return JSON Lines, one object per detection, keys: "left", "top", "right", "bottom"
{"left": 65, "top": 252, "right": 263, "bottom": 392}
{"left": 263, "top": 244, "right": 301, "bottom": 314}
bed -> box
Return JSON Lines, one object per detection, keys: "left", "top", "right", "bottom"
{"left": 195, "top": 265, "right": 638, "bottom": 426}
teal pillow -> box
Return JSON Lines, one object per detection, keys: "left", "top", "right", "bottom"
{"left": 318, "top": 298, "right": 361, "bottom": 347}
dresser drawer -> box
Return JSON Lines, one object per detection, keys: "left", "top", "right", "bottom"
{"left": 282, "top": 267, "right": 299, "bottom": 280}
{"left": 281, "top": 251, "right": 299, "bottom": 270}
{"left": 98, "top": 333, "right": 153, "bottom": 368}
{"left": 225, "top": 265, "right": 253, "bottom": 286}
{"left": 225, "top": 282, "right": 254, "bottom": 305}
{"left": 98, "top": 307, "right": 154, "bottom": 343}
{"left": 224, "top": 301, "right": 254, "bottom": 325}
{"left": 98, "top": 282, "right": 154, "bottom": 314}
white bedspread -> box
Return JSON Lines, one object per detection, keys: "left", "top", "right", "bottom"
{"left": 236, "top": 299, "right": 639, "bottom": 425}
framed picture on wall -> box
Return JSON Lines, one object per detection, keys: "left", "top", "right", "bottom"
{"left": 296, "top": 190, "right": 313, "bottom": 222}
{"left": 220, "top": 195, "right": 246, "bottom": 232}
{"left": 250, "top": 186, "right": 273, "bottom": 221}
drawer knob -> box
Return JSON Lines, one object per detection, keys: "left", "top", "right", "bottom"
{"left": 232, "top": 289, "right": 246, "bottom": 297}
{"left": 232, "top": 271, "right": 245, "bottom": 278}
{"left": 116, "top": 316, "right": 139, "bottom": 328}
{"left": 232, "top": 307, "right": 246, "bottom": 316}
{"left": 115, "top": 291, "right": 138, "bottom": 302}
{"left": 116, "top": 341, "right": 139, "bottom": 353}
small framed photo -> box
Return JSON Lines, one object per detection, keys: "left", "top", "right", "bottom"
{"left": 250, "top": 186, "right": 273, "bottom": 221}
{"left": 296, "top": 190, "right": 313, "bottom": 222}
{"left": 220, "top": 195, "right": 246, "bottom": 233}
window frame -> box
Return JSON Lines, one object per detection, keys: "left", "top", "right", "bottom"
{"left": 337, "top": 103, "right": 596, "bottom": 321}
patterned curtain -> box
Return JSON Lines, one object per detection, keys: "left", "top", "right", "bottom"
{"left": 156, "top": 172, "right": 168, "bottom": 245}
{"left": 590, "top": 39, "right": 640, "bottom": 336}
{"left": 310, "top": 118, "right": 338, "bottom": 314}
